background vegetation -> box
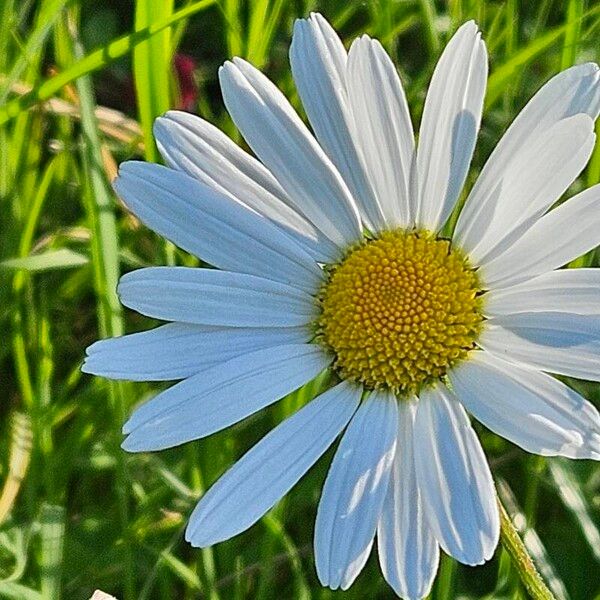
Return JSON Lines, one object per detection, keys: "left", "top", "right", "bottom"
{"left": 1, "top": 0, "right": 599, "bottom": 598}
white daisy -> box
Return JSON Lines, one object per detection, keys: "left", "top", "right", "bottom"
{"left": 83, "top": 14, "right": 600, "bottom": 599}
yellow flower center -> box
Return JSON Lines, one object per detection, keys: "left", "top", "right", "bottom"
{"left": 317, "top": 230, "right": 483, "bottom": 395}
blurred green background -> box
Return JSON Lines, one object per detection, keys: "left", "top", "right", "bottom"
{"left": 1, "top": 0, "right": 600, "bottom": 598}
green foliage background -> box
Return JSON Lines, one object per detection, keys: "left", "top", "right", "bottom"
{"left": 0, "top": 0, "right": 599, "bottom": 598}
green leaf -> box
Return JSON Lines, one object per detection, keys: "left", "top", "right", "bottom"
{"left": 0, "top": 249, "right": 88, "bottom": 272}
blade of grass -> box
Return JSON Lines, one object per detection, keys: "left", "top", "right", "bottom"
{"left": 133, "top": 0, "right": 174, "bottom": 162}
{"left": 417, "top": 0, "right": 439, "bottom": 56}
{"left": 0, "top": 582, "right": 42, "bottom": 600}
{"left": 560, "top": 0, "right": 584, "bottom": 71}
{"left": 64, "top": 8, "right": 135, "bottom": 599}
{"left": 0, "top": 0, "right": 69, "bottom": 103}
{"left": 221, "top": 0, "right": 243, "bottom": 58}
{"left": 486, "top": 24, "right": 567, "bottom": 109}
{"left": 1, "top": 249, "right": 88, "bottom": 272}
{"left": 39, "top": 504, "right": 65, "bottom": 600}
{"left": 548, "top": 460, "right": 600, "bottom": 562}
{"left": 487, "top": 5, "right": 600, "bottom": 108}
{"left": 497, "top": 481, "right": 569, "bottom": 600}
{"left": 261, "top": 513, "right": 310, "bottom": 600}
{"left": 430, "top": 554, "right": 456, "bottom": 600}
{"left": 0, "top": 0, "right": 215, "bottom": 126}
{"left": 0, "top": 413, "right": 33, "bottom": 525}
{"left": 246, "top": 0, "right": 287, "bottom": 68}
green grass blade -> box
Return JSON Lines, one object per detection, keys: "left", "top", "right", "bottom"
{"left": 417, "top": 0, "right": 439, "bottom": 56}
{"left": 486, "top": 24, "right": 568, "bottom": 108}
{"left": 549, "top": 461, "right": 600, "bottom": 562}
{"left": 0, "top": 0, "right": 69, "bottom": 103}
{"left": 498, "top": 480, "right": 570, "bottom": 600}
{"left": 560, "top": 0, "right": 584, "bottom": 70}
{"left": 66, "top": 8, "right": 135, "bottom": 598}
{"left": 246, "top": 0, "right": 286, "bottom": 68}
{"left": 1, "top": 249, "right": 88, "bottom": 272}
{"left": 39, "top": 504, "right": 66, "bottom": 600}
{"left": 133, "top": 0, "right": 175, "bottom": 162}
{"left": 221, "top": 0, "right": 244, "bottom": 58}
{"left": 0, "top": 0, "right": 215, "bottom": 126}
{"left": 0, "top": 582, "right": 42, "bottom": 600}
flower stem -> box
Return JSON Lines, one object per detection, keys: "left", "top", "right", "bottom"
{"left": 498, "top": 498, "right": 556, "bottom": 600}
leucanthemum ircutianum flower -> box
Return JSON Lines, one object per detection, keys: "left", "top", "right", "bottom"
{"left": 83, "top": 13, "right": 600, "bottom": 599}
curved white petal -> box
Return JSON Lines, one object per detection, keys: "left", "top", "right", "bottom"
{"left": 154, "top": 111, "right": 338, "bottom": 262}
{"left": 480, "top": 312, "right": 600, "bottom": 382}
{"left": 83, "top": 323, "right": 310, "bottom": 381}
{"left": 219, "top": 58, "right": 362, "bottom": 249}
{"left": 117, "top": 267, "right": 317, "bottom": 328}
{"left": 347, "top": 35, "right": 414, "bottom": 229}
{"left": 479, "top": 184, "right": 600, "bottom": 289}
{"left": 290, "top": 14, "right": 384, "bottom": 231}
{"left": 414, "top": 384, "right": 499, "bottom": 565}
{"left": 450, "top": 351, "right": 600, "bottom": 459}
{"left": 461, "top": 114, "right": 595, "bottom": 267}
{"left": 114, "top": 162, "right": 323, "bottom": 291}
{"left": 122, "top": 343, "right": 331, "bottom": 450}
{"left": 377, "top": 399, "right": 440, "bottom": 600}
{"left": 185, "top": 380, "right": 361, "bottom": 547}
{"left": 415, "top": 21, "right": 487, "bottom": 232}
{"left": 485, "top": 269, "right": 600, "bottom": 316}
{"left": 315, "top": 391, "right": 397, "bottom": 590}
{"left": 455, "top": 62, "right": 600, "bottom": 261}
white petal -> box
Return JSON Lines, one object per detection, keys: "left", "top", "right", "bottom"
{"left": 455, "top": 62, "right": 600, "bottom": 261}
{"left": 315, "top": 391, "right": 397, "bottom": 590}
{"left": 415, "top": 21, "right": 487, "bottom": 231}
{"left": 185, "top": 380, "right": 361, "bottom": 546}
{"left": 290, "top": 15, "right": 384, "bottom": 231}
{"left": 480, "top": 312, "right": 600, "bottom": 382}
{"left": 346, "top": 35, "right": 414, "bottom": 229}
{"left": 377, "top": 399, "right": 440, "bottom": 600}
{"left": 219, "top": 58, "right": 362, "bottom": 249}
{"left": 449, "top": 351, "right": 600, "bottom": 459}
{"left": 82, "top": 323, "right": 309, "bottom": 381}
{"left": 122, "top": 343, "right": 331, "bottom": 450}
{"left": 117, "top": 267, "right": 316, "bottom": 328}
{"left": 154, "top": 111, "right": 337, "bottom": 262}
{"left": 414, "top": 384, "right": 499, "bottom": 565}
{"left": 485, "top": 269, "right": 600, "bottom": 316}
{"left": 479, "top": 184, "right": 600, "bottom": 288}
{"left": 461, "top": 115, "right": 595, "bottom": 267}
{"left": 115, "top": 162, "right": 323, "bottom": 291}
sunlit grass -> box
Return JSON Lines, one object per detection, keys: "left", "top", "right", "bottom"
{"left": 0, "top": 1, "right": 599, "bottom": 598}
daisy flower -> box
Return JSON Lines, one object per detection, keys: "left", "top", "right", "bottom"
{"left": 83, "top": 13, "right": 600, "bottom": 599}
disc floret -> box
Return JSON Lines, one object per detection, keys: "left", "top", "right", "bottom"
{"left": 317, "top": 230, "right": 483, "bottom": 395}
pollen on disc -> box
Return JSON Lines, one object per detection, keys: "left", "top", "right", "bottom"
{"left": 317, "top": 230, "right": 483, "bottom": 395}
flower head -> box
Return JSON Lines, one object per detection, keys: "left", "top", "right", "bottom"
{"left": 84, "top": 13, "right": 600, "bottom": 599}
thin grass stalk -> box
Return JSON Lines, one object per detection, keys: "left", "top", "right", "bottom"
{"left": 560, "top": 0, "right": 584, "bottom": 71}
{"left": 184, "top": 445, "right": 220, "bottom": 600}
{"left": 133, "top": 0, "right": 174, "bottom": 163}
{"left": 39, "top": 504, "right": 66, "bottom": 600}
{"left": 0, "top": 0, "right": 68, "bottom": 103}
{"left": 498, "top": 498, "right": 557, "bottom": 600}
{"left": 417, "top": 0, "right": 439, "bottom": 56}
{"left": 65, "top": 10, "right": 135, "bottom": 599}
{"left": 431, "top": 554, "right": 456, "bottom": 600}
{"left": 0, "top": 0, "right": 215, "bottom": 126}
